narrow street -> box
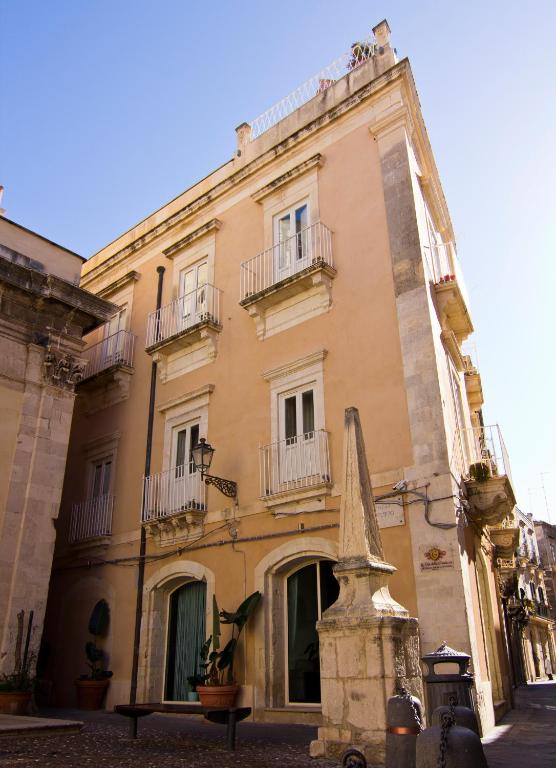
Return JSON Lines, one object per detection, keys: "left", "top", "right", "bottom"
{"left": 483, "top": 681, "right": 556, "bottom": 767}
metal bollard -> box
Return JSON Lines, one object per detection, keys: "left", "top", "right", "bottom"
{"left": 431, "top": 705, "right": 479, "bottom": 737}
{"left": 385, "top": 687, "right": 423, "bottom": 768}
{"left": 416, "top": 713, "right": 488, "bottom": 768}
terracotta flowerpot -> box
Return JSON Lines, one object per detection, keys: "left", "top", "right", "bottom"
{"left": 75, "top": 678, "right": 110, "bottom": 710}
{"left": 196, "top": 684, "right": 239, "bottom": 708}
{"left": 0, "top": 690, "right": 32, "bottom": 715}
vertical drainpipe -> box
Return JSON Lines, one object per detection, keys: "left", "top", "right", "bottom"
{"left": 129, "top": 265, "right": 165, "bottom": 705}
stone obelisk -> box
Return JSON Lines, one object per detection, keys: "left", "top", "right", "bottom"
{"left": 310, "top": 407, "right": 423, "bottom": 766}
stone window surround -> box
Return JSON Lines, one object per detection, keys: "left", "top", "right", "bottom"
{"left": 157, "top": 384, "right": 213, "bottom": 472}
{"left": 252, "top": 536, "right": 338, "bottom": 711}
{"left": 166, "top": 225, "right": 218, "bottom": 301}
{"left": 263, "top": 350, "right": 327, "bottom": 445}
{"left": 80, "top": 431, "right": 120, "bottom": 498}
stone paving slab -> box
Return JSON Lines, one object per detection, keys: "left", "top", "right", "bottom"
{"left": 482, "top": 681, "right": 556, "bottom": 768}
{"left": 0, "top": 714, "right": 83, "bottom": 738}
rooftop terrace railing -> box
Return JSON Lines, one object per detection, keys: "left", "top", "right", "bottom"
{"left": 249, "top": 36, "right": 378, "bottom": 140}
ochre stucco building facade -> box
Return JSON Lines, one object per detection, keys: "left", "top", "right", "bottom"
{"left": 43, "top": 22, "right": 519, "bottom": 733}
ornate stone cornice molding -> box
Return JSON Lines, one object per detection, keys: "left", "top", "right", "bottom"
{"left": 251, "top": 154, "right": 324, "bottom": 203}
{"left": 163, "top": 219, "right": 222, "bottom": 258}
{"left": 97, "top": 271, "right": 140, "bottom": 298}
{"left": 262, "top": 349, "right": 327, "bottom": 382}
{"left": 157, "top": 383, "right": 215, "bottom": 413}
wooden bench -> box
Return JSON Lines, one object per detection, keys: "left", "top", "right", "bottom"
{"left": 114, "top": 702, "right": 251, "bottom": 751}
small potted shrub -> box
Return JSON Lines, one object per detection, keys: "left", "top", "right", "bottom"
{"left": 0, "top": 610, "right": 35, "bottom": 715}
{"left": 0, "top": 611, "right": 36, "bottom": 715}
{"left": 186, "top": 674, "right": 204, "bottom": 702}
{"left": 196, "top": 591, "right": 261, "bottom": 707}
{"left": 75, "top": 599, "right": 113, "bottom": 710}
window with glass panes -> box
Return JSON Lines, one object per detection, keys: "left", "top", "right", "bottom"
{"left": 174, "top": 423, "right": 200, "bottom": 478}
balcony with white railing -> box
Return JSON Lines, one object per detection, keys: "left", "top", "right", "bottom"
{"left": 142, "top": 467, "right": 206, "bottom": 535}
{"left": 259, "top": 429, "right": 332, "bottom": 506}
{"left": 452, "top": 424, "right": 516, "bottom": 528}
{"left": 426, "top": 242, "right": 473, "bottom": 346}
{"left": 240, "top": 223, "right": 335, "bottom": 338}
{"left": 80, "top": 329, "right": 136, "bottom": 381}
{"left": 145, "top": 284, "right": 222, "bottom": 355}
{"left": 69, "top": 494, "right": 113, "bottom": 544}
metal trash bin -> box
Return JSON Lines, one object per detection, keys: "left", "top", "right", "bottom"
{"left": 421, "top": 642, "right": 476, "bottom": 715}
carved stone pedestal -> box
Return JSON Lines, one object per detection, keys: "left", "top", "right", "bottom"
{"left": 309, "top": 408, "right": 423, "bottom": 766}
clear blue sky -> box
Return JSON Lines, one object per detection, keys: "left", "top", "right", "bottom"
{"left": 1, "top": 0, "right": 555, "bottom": 521}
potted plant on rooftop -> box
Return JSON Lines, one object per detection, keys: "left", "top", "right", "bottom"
{"left": 0, "top": 610, "right": 36, "bottom": 715}
{"left": 196, "top": 591, "right": 261, "bottom": 707}
{"left": 75, "top": 599, "right": 113, "bottom": 710}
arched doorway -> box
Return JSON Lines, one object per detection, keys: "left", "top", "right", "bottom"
{"left": 165, "top": 580, "right": 206, "bottom": 700}
{"left": 286, "top": 559, "right": 339, "bottom": 704}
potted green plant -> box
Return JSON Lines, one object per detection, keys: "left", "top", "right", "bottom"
{"left": 75, "top": 599, "right": 113, "bottom": 710}
{"left": 0, "top": 610, "right": 35, "bottom": 715}
{"left": 186, "top": 673, "right": 204, "bottom": 702}
{"left": 196, "top": 591, "right": 261, "bottom": 707}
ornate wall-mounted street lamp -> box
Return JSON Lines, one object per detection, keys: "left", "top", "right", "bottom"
{"left": 191, "top": 438, "right": 237, "bottom": 498}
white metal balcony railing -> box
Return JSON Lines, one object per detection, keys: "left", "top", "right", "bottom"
{"left": 260, "top": 429, "right": 331, "bottom": 498}
{"left": 146, "top": 284, "right": 222, "bottom": 349}
{"left": 142, "top": 467, "right": 206, "bottom": 523}
{"left": 81, "top": 330, "right": 136, "bottom": 380}
{"left": 240, "top": 222, "right": 333, "bottom": 302}
{"left": 452, "top": 424, "right": 512, "bottom": 486}
{"left": 69, "top": 494, "right": 113, "bottom": 543}
{"left": 250, "top": 36, "right": 378, "bottom": 140}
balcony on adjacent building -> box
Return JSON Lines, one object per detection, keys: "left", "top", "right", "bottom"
{"left": 452, "top": 424, "right": 516, "bottom": 528}
{"left": 427, "top": 242, "right": 473, "bottom": 366}
{"left": 142, "top": 467, "right": 206, "bottom": 540}
{"left": 80, "top": 329, "right": 136, "bottom": 381}
{"left": 146, "top": 284, "right": 222, "bottom": 353}
{"left": 259, "top": 429, "right": 332, "bottom": 506}
{"left": 145, "top": 284, "right": 222, "bottom": 380}
{"left": 76, "top": 329, "right": 136, "bottom": 413}
{"left": 69, "top": 494, "right": 113, "bottom": 544}
{"left": 239, "top": 222, "right": 335, "bottom": 339}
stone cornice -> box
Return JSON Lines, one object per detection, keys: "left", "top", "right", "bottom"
{"left": 163, "top": 219, "right": 222, "bottom": 258}
{"left": 251, "top": 154, "right": 324, "bottom": 203}
{"left": 97, "top": 271, "right": 140, "bottom": 298}
{"left": 81, "top": 60, "right": 410, "bottom": 287}
{"left": 157, "top": 383, "right": 215, "bottom": 413}
{"left": 263, "top": 349, "right": 327, "bottom": 382}
{"left": 0, "top": 255, "right": 117, "bottom": 330}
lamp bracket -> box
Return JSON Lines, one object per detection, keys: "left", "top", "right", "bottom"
{"left": 203, "top": 473, "right": 238, "bottom": 498}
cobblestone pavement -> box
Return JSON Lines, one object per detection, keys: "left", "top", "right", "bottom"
{"left": 0, "top": 708, "right": 332, "bottom": 768}
{"left": 483, "top": 681, "right": 556, "bottom": 767}
{"left": 0, "top": 683, "right": 554, "bottom": 767}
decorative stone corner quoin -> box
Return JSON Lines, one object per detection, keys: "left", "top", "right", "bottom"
{"left": 310, "top": 407, "right": 423, "bottom": 766}
{"left": 42, "top": 348, "right": 86, "bottom": 390}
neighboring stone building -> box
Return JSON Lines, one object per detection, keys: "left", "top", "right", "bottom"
{"left": 535, "top": 519, "right": 556, "bottom": 615}
{"left": 496, "top": 509, "right": 556, "bottom": 683}
{"left": 43, "top": 21, "right": 518, "bottom": 733}
{"left": 0, "top": 215, "right": 115, "bottom": 679}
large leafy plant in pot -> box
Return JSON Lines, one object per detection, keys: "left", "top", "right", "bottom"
{"left": 75, "top": 599, "right": 113, "bottom": 710}
{"left": 196, "top": 591, "right": 261, "bottom": 707}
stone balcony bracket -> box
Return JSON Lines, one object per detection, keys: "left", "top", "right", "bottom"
{"left": 489, "top": 525, "right": 520, "bottom": 559}
{"left": 464, "top": 475, "right": 516, "bottom": 530}
{"left": 434, "top": 278, "right": 474, "bottom": 344}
